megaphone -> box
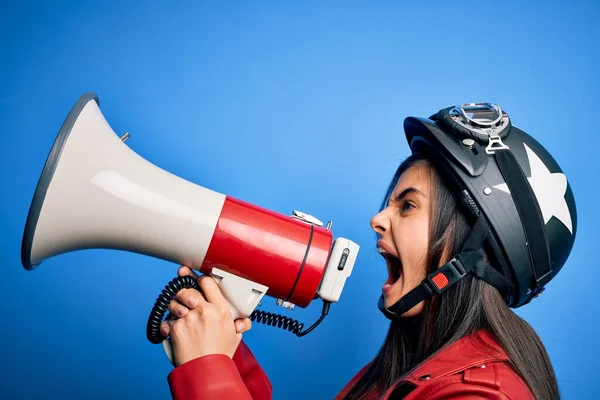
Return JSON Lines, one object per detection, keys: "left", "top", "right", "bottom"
{"left": 21, "top": 93, "right": 360, "bottom": 364}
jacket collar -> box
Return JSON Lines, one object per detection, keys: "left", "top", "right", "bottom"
{"left": 401, "top": 329, "right": 508, "bottom": 386}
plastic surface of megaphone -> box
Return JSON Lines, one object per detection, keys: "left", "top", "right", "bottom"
{"left": 21, "top": 93, "right": 360, "bottom": 363}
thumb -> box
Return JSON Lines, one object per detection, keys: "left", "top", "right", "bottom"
{"left": 235, "top": 319, "right": 248, "bottom": 333}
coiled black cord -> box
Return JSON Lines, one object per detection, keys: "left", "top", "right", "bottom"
{"left": 147, "top": 275, "right": 199, "bottom": 344}
{"left": 146, "top": 275, "right": 331, "bottom": 344}
{"left": 250, "top": 299, "right": 330, "bottom": 337}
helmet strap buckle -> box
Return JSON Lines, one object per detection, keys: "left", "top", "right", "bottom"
{"left": 427, "top": 254, "right": 470, "bottom": 294}
{"left": 485, "top": 133, "right": 510, "bottom": 154}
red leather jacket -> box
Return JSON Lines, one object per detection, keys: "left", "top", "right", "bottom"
{"left": 167, "top": 330, "right": 534, "bottom": 399}
{"left": 167, "top": 341, "right": 272, "bottom": 400}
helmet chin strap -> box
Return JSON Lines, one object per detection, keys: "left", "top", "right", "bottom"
{"left": 378, "top": 214, "right": 514, "bottom": 321}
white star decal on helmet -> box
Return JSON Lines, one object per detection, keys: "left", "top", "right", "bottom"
{"left": 493, "top": 143, "right": 573, "bottom": 234}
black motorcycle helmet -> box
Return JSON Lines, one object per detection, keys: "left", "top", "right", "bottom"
{"left": 379, "top": 103, "right": 577, "bottom": 318}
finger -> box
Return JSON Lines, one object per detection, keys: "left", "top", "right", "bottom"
{"left": 178, "top": 265, "right": 200, "bottom": 278}
{"left": 198, "top": 275, "right": 228, "bottom": 309}
{"left": 168, "top": 298, "right": 189, "bottom": 318}
{"left": 160, "top": 321, "right": 171, "bottom": 337}
{"left": 235, "top": 318, "right": 252, "bottom": 333}
{"left": 166, "top": 318, "right": 178, "bottom": 330}
{"left": 176, "top": 288, "right": 206, "bottom": 309}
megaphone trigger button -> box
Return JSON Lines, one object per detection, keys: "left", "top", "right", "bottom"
{"left": 338, "top": 248, "right": 350, "bottom": 271}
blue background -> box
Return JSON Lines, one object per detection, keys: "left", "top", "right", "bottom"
{"left": 1, "top": 1, "right": 599, "bottom": 399}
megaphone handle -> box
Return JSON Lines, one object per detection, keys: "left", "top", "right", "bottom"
{"left": 162, "top": 293, "right": 251, "bottom": 366}
{"left": 161, "top": 300, "right": 240, "bottom": 367}
{"left": 148, "top": 268, "right": 332, "bottom": 367}
{"left": 150, "top": 268, "right": 269, "bottom": 367}
{"left": 163, "top": 337, "right": 176, "bottom": 366}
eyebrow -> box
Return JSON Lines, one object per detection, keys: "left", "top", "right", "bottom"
{"left": 393, "top": 187, "right": 427, "bottom": 202}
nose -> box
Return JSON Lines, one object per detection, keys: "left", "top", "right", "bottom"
{"left": 370, "top": 209, "right": 389, "bottom": 236}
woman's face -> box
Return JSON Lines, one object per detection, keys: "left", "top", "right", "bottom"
{"left": 370, "top": 163, "right": 433, "bottom": 317}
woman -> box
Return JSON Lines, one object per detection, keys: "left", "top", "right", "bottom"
{"left": 162, "top": 104, "right": 577, "bottom": 400}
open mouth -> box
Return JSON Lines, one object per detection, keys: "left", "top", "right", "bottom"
{"left": 378, "top": 247, "right": 403, "bottom": 285}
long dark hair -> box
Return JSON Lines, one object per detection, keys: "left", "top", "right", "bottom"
{"left": 341, "top": 153, "right": 559, "bottom": 400}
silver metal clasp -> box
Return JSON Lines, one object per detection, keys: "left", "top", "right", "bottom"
{"left": 486, "top": 132, "right": 510, "bottom": 154}
{"left": 291, "top": 210, "right": 324, "bottom": 226}
{"left": 449, "top": 103, "right": 510, "bottom": 155}
{"left": 326, "top": 220, "right": 333, "bottom": 231}
{"left": 276, "top": 299, "right": 296, "bottom": 310}
{"left": 457, "top": 103, "right": 503, "bottom": 128}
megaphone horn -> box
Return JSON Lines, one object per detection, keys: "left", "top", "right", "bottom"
{"left": 22, "top": 93, "right": 360, "bottom": 363}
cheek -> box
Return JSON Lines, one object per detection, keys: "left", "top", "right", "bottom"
{"left": 398, "top": 220, "right": 429, "bottom": 278}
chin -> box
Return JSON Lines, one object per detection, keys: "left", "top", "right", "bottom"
{"left": 400, "top": 303, "right": 425, "bottom": 317}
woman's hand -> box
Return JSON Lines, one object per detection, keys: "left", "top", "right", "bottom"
{"left": 160, "top": 266, "right": 253, "bottom": 366}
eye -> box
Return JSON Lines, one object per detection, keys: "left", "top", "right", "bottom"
{"left": 401, "top": 201, "right": 415, "bottom": 213}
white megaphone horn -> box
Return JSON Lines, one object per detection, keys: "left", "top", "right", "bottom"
{"left": 21, "top": 93, "right": 360, "bottom": 365}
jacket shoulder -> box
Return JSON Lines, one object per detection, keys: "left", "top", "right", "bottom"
{"left": 398, "top": 361, "right": 535, "bottom": 400}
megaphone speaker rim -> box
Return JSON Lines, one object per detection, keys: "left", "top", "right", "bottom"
{"left": 21, "top": 92, "right": 100, "bottom": 271}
